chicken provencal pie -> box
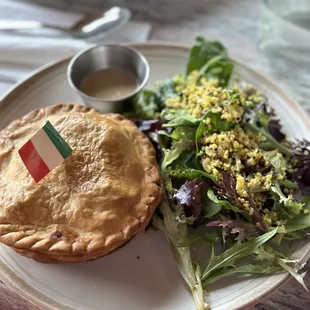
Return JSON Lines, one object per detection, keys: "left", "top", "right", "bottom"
{"left": 0, "top": 104, "right": 161, "bottom": 263}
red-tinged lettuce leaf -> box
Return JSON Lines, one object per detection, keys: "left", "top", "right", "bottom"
{"left": 133, "top": 119, "right": 168, "bottom": 149}
{"left": 174, "top": 180, "right": 205, "bottom": 219}
{"left": 247, "top": 100, "right": 286, "bottom": 143}
{"left": 247, "top": 195, "right": 269, "bottom": 231}
{"left": 133, "top": 119, "right": 170, "bottom": 162}
{"left": 291, "top": 140, "right": 310, "bottom": 195}
{"left": 215, "top": 170, "right": 240, "bottom": 206}
{"left": 215, "top": 170, "right": 267, "bottom": 231}
{"left": 268, "top": 119, "right": 286, "bottom": 143}
{"left": 134, "top": 119, "right": 164, "bottom": 132}
{"left": 207, "top": 218, "right": 259, "bottom": 242}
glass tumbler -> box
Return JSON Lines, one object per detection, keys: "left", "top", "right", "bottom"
{"left": 258, "top": 0, "right": 310, "bottom": 109}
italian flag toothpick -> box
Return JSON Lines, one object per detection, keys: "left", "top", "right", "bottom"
{"left": 18, "top": 121, "right": 72, "bottom": 182}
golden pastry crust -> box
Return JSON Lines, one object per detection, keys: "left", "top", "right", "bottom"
{"left": 0, "top": 104, "right": 161, "bottom": 262}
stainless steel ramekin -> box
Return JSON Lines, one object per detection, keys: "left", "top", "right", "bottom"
{"left": 67, "top": 44, "right": 150, "bottom": 113}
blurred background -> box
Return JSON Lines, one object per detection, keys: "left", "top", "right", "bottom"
{"left": 8, "top": 0, "right": 310, "bottom": 112}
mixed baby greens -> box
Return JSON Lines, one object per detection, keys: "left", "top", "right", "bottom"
{"left": 131, "top": 37, "right": 310, "bottom": 310}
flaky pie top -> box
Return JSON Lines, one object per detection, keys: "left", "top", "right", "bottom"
{"left": 0, "top": 104, "right": 161, "bottom": 259}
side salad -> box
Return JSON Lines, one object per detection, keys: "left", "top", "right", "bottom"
{"left": 130, "top": 37, "right": 310, "bottom": 310}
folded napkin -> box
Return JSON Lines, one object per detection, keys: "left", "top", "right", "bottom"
{"left": 0, "top": 0, "right": 152, "bottom": 95}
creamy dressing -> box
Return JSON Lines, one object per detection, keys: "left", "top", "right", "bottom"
{"left": 80, "top": 68, "right": 138, "bottom": 99}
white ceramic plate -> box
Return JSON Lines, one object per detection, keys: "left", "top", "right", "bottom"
{"left": 0, "top": 43, "right": 309, "bottom": 310}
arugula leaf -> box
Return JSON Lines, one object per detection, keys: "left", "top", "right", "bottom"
{"left": 203, "top": 263, "right": 283, "bottom": 285}
{"left": 284, "top": 196, "right": 310, "bottom": 232}
{"left": 152, "top": 197, "right": 209, "bottom": 310}
{"left": 277, "top": 257, "right": 308, "bottom": 291}
{"left": 187, "top": 37, "right": 234, "bottom": 87}
{"left": 257, "top": 245, "right": 308, "bottom": 291}
{"left": 271, "top": 182, "right": 304, "bottom": 215}
{"left": 201, "top": 228, "right": 278, "bottom": 283}
{"left": 207, "top": 189, "right": 252, "bottom": 222}
{"left": 255, "top": 245, "right": 276, "bottom": 263}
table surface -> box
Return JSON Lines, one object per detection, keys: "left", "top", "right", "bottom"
{"left": 1, "top": 0, "right": 310, "bottom": 309}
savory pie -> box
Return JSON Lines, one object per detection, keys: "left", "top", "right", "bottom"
{"left": 0, "top": 104, "right": 161, "bottom": 263}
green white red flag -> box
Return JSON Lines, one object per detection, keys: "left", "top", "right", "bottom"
{"left": 19, "top": 121, "right": 72, "bottom": 182}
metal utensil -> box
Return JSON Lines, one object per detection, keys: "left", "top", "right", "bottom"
{"left": 0, "top": 7, "right": 131, "bottom": 38}
{"left": 67, "top": 44, "right": 150, "bottom": 113}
